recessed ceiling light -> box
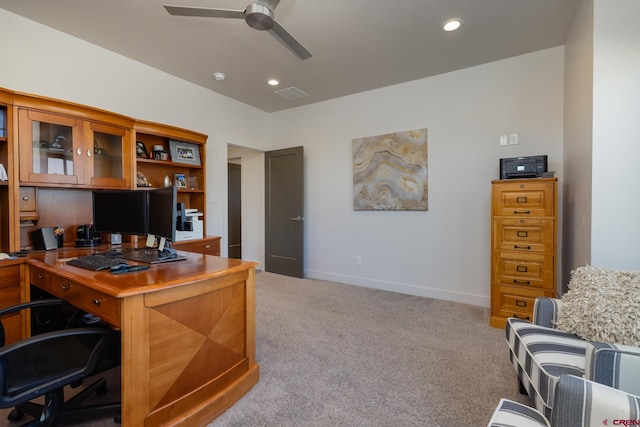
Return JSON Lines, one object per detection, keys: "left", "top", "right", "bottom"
{"left": 442, "top": 19, "right": 462, "bottom": 32}
{"left": 213, "top": 72, "right": 226, "bottom": 81}
{"left": 268, "top": 79, "right": 279, "bottom": 86}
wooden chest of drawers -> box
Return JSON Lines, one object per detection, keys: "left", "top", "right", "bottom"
{"left": 490, "top": 178, "right": 557, "bottom": 328}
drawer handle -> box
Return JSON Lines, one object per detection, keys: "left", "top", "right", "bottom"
{"left": 513, "top": 279, "right": 530, "bottom": 285}
{"left": 92, "top": 298, "right": 102, "bottom": 306}
{"left": 513, "top": 314, "right": 530, "bottom": 320}
{"left": 514, "top": 245, "right": 531, "bottom": 250}
{"left": 515, "top": 300, "right": 527, "bottom": 307}
{"left": 60, "top": 284, "right": 72, "bottom": 291}
{"left": 22, "top": 196, "right": 30, "bottom": 201}
{"left": 516, "top": 265, "right": 528, "bottom": 273}
{"left": 513, "top": 210, "right": 531, "bottom": 215}
{"left": 516, "top": 196, "right": 528, "bottom": 203}
{"left": 517, "top": 231, "right": 528, "bottom": 237}
{"left": 37, "top": 274, "right": 47, "bottom": 280}
{"left": 204, "top": 244, "right": 211, "bottom": 249}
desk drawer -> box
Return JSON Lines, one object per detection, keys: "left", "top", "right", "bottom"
{"left": 30, "top": 265, "right": 55, "bottom": 293}
{"left": 51, "top": 277, "right": 120, "bottom": 327}
{"left": 173, "top": 238, "right": 221, "bottom": 256}
{"left": 0, "top": 265, "right": 20, "bottom": 289}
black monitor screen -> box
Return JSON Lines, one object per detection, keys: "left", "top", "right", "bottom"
{"left": 92, "top": 190, "right": 148, "bottom": 235}
{"left": 147, "top": 186, "right": 177, "bottom": 242}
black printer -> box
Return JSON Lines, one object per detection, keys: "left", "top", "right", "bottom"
{"left": 499, "top": 155, "right": 547, "bottom": 180}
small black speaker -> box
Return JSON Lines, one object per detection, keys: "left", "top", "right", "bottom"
{"left": 31, "top": 227, "right": 58, "bottom": 251}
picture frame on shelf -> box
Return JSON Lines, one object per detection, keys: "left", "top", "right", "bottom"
{"left": 136, "top": 141, "right": 148, "bottom": 159}
{"left": 174, "top": 173, "right": 187, "bottom": 188}
{"left": 169, "top": 140, "right": 201, "bottom": 166}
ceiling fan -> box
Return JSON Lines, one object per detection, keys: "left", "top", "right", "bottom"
{"left": 164, "top": 0, "right": 312, "bottom": 60}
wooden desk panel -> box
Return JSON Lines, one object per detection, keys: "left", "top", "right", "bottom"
{"left": 23, "top": 248, "right": 259, "bottom": 426}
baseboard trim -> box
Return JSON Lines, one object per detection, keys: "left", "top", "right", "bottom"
{"left": 304, "top": 269, "right": 490, "bottom": 307}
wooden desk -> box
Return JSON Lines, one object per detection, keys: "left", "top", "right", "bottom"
{"left": 22, "top": 247, "right": 259, "bottom": 426}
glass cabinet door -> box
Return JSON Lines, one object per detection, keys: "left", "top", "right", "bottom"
{"left": 85, "top": 122, "right": 130, "bottom": 188}
{"left": 18, "top": 109, "right": 84, "bottom": 185}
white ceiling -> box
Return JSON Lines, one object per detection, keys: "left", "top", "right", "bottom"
{"left": 0, "top": 0, "right": 580, "bottom": 113}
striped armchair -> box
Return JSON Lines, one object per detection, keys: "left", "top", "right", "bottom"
{"left": 488, "top": 374, "right": 640, "bottom": 427}
{"left": 506, "top": 297, "right": 640, "bottom": 418}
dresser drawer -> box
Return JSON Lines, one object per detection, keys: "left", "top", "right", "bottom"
{"left": 492, "top": 284, "right": 553, "bottom": 322}
{"left": 493, "top": 218, "right": 554, "bottom": 253}
{"left": 492, "top": 180, "right": 555, "bottom": 217}
{"left": 493, "top": 251, "right": 554, "bottom": 289}
{"left": 50, "top": 276, "right": 120, "bottom": 327}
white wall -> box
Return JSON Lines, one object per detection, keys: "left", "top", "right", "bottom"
{"left": 0, "top": 8, "right": 270, "bottom": 255}
{"left": 227, "top": 145, "right": 265, "bottom": 266}
{"left": 1, "top": 8, "right": 570, "bottom": 306}
{"left": 269, "top": 47, "right": 565, "bottom": 306}
{"left": 590, "top": 0, "right": 640, "bottom": 270}
{"left": 563, "top": 0, "right": 594, "bottom": 287}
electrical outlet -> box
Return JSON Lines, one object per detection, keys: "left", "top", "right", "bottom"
{"left": 509, "top": 133, "right": 518, "bottom": 145}
{"left": 355, "top": 256, "right": 361, "bottom": 266}
{"left": 499, "top": 135, "right": 508, "bottom": 146}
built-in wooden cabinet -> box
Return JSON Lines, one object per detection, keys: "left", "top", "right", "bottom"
{"left": 17, "top": 107, "right": 132, "bottom": 188}
{"left": 134, "top": 120, "right": 207, "bottom": 238}
{"left": 0, "top": 87, "right": 215, "bottom": 254}
{"left": 490, "top": 178, "right": 558, "bottom": 328}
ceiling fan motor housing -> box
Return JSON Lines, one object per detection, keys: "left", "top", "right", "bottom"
{"left": 245, "top": 3, "right": 274, "bottom": 30}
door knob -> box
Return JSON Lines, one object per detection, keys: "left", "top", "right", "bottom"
{"left": 290, "top": 216, "right": 303, "bottom": 222}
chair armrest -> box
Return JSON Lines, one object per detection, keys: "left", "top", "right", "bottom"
{"left": 532, "top": 297, "right": 563, "bottom": 328}
{"left": 585, "top": 342, "right": 640, "bottom": 396}
{"left": 551, "top": 374, "right": 640, "bottom": 427}
{"left": 0, "top": 299, "right": 63, "bottom": 318}
{"left": 0, "top": 299, "right": 65, "bottom": 346}
{"left": 487, "top": 398, "right": 550, "bottom": 427}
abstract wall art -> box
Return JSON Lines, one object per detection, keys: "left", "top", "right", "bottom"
{"left": 353, "top": 128, "right": 428, "bottom": 211}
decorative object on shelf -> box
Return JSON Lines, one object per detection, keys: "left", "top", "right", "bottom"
{"left": 152, "top": 149, "right": 170, "bottom": 161}
{"left": 187, "top": 175, "right": 199, "bottom": 190}
{"left": 174, "top": 173, "right": 187, "bottom": 188}
{"left": 0, "top": 163, "right": 7, "bottom": 181}
{"left": 54, "top": 226, "right": 64, "bottom": 248}
{"left": 0, "top": 108, "right": 5, "bottom": 137}
{"left": 136, "top": 171, "right": 151, "bottom": 187}
{"left": 93, "top": 140, "right": 108, "bottom": 157}
{"left": 353, "top": 128, "right": 428, "bottom": 211}
{"left": 163, "top": 175, "right": 172, "bottom": 187}
{"left": 169, "top": 140, "right": 201, "bottom": 166}
{"left": 136, "top": 141, "right": 148, "bottom": 159}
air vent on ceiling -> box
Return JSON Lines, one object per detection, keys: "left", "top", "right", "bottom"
{"left": 274, "top": 86, "right": 308, "bottom": 101}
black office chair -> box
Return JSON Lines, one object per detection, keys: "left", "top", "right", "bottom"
{"left": 0, "top": 299, "right": 121, "bottom": 426}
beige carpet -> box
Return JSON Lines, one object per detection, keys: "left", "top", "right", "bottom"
{"left": 1, "top": 272, "right": 531, "bottom": 426}
{"left": 210, "top": 272, "right": 530, "bottom": 426}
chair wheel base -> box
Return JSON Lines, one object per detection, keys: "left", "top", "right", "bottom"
{"left": 7, "top": 408, "right": 24, "bottom": 421}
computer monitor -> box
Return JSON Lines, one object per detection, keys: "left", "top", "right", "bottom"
{"left": 92, "top": 190, "right": 148, "bottom": 236}
{"left": 147, "top": 186, "right": 177, "bottom": 247}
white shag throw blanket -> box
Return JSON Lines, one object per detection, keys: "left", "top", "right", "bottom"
{"left": 554, "top": 265, "right": 640, "bottom": 346}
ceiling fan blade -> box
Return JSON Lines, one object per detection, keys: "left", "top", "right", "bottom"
{"left": 164, "top": 5, "right": 245, "bottom": 19}
{"left": 256, "top": 0, "right": 281, "bottom": 11}
{"left": 268, "top": 20, "right": 312, "bottom": 60}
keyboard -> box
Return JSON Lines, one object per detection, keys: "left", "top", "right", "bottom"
{"left": 67, "top": 254, "right": 129, "bottom": 271}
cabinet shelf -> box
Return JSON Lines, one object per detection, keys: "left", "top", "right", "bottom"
{"left": 136, "top": 158, "right": 203, "bottom": 169}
